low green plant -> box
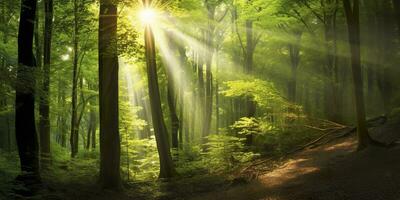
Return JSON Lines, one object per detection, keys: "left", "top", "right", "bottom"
{"left": 202, "top": 134, "right": 259, "bottom": 173}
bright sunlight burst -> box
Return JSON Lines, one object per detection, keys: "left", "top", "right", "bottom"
{"left": 139, "top": 8, "right": 157, "bottom": 25}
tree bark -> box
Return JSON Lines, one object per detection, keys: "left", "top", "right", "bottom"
{"left": 203, "top": 4, "right": 215, "bottom": 142}
{"left": 39, "top": 0, "right": 53, "bottom": 167}
{"left": 167, "top": 79, "right": 180, "bottom": 149}
{"left": 165, "top": 32, "right": 180, "bottom": 150}
{"left": 99, "top": 0, "right": 121, "bottom": 189}
{"left": 343, "top": 0, "right": 371, "bottom": 150}
{"left": 393, "top": 0, "right": 400, "bottom": 37}
{"left": 178, "top": 46, "right": 186, "bottom": 149}
{"left": 322, "top": 0, "right": 340, "bottom": 122}
{"left": 16, "top": 0, "right": 40, "bottom": 178}
{"left": 143, "top": 0, "right": 176, "bottom": 178}
{"left": 288, "top": 31, "right": 302, "bottom": 104}
{"left": 70, "top": 0, "right": 79, "bottom": 158}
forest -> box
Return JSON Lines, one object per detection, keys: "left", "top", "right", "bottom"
{"left": 0, "top": 0, "right": 400, "bottom": 199}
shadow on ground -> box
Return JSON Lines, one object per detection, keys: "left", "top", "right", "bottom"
{"left": 192, "top": 137, "right": 400, "bottom": 200}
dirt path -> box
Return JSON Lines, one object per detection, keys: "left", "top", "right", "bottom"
{"left": 192, "top": 137, "right": 400, "bottom": 200}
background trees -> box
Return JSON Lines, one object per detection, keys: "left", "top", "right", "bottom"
{"left": 0, "top": 0, "right": 399, "bottom": 192}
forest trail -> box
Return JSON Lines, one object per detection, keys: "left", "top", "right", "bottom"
{"left": 192, "top": 136, "right": 400, "bottom": 200}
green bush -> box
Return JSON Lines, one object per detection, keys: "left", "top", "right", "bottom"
{"left": 202, "top": 134, "right": 258, "bottom": 173}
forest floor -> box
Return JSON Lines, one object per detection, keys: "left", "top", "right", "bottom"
{"left": 192, "top": 136, "right": 400, "bottom": 200}
{"left": 2, "top": 135, "right": 400, "bottom": 200}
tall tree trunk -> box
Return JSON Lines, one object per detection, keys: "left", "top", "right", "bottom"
{"left": 393, "top": 0, "right": 400, "bottom": 37}
{"left": 323, "top": 0, "right": 340, "bottom": 122}
{"left": 165, "top": 32, "right": 180, "bottom": 150}
{"left": 178, "top": 46, "right": 186, "bottom": 148}
{"left": 167, "top": 79, "right": 179, "bottom": 149}
{"left": 143, "top": 0, "right": 175, "bottom": 179}
{"left": 198, "top": 48, "right": 205, "bottom": 140}
{"left": 203, "top": 4, "right": 215, "bottom": 141}
{"left": 39, "top": 0, "right": 53, "bottom": 167}
{"left": 343, "top": 0, "right": 371, "bottom": 150}
{"left": 16, "top": 0, "right": 40, "bottom": 178}
{"left": 99, "top": 0, "right": 121, "bottom": 189}
{"left": 124, "top": 126, "right": 130, "bottom": 181}
{"left": 91, "top": 114, "right": 96, "bottom": 149}
{"left": 376, "top": 0, "right": 396, "bottom": 113}
{"left": 87, "top": 86, "right": 96, "bottom": 150}
{"left": 57, "top": 77, "right": 67, "bottom": 148}
{"left": 215, "top": 51, "right": 219, "bottom": 134}
{"left": 244, "top": 20, "right": 257, "bottom": 145}
{"left": 86, "top": 116, "right": 92, "bottom": 150}
{"left": 288, "top": 31, "right": 302, "bottom": 104}
{"left": 70, "top": 0, "right": 79, "bottom": 158}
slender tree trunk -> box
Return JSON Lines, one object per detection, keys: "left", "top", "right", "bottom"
{"left": 87, "top": 88, "right": 96, "bottom": 150}
{"left": 322, "top": 1, "right": 340, "bottom": 122}
{"left": 39, "top": 0, "right": 53, "bottom": 167}
{"left": 203, "top": 5, "right": 215, "bottom": 141}
{"left": 215, "top": 51, "right": 219, "bottom": 134}
{"left": 99, "top": 0, "right": 121, "bottom": 189}
{"left": 167, "top": 79, "right": 179, "bottom": 149}
{"left": 16, "top": 0, "right": 40, "bottom": 178}
{"left": 198, "top": 49, "right": 205, "bottom": 140}
{"left": 86, "top": 115, "right": 92, "bottom": 150}
{"left": 91, "top": 110, "right": 96, "bottom": 149}
{"left": 164, "top": 33, "right": 180, "bottom": 149}
{"left": 7, "top": 114, "right": 11, "bottom": 151}
{"left": 143, "top": 0, "right": 175, "bottom": 178}
{"left": 393, "top": 0, "right": 400, "bottom": 37}
{"left": 125, "top": 126, "right": 130, "bottom": 181}
{"left": 34, "top": 7, "right": 42, "bottom": 71}
{"left": 343, "top": 0, "right": 371, "bottom": 150}
{"left": 178, "top": 46, "right": 186, "bottom": 148}
{"left": 70, "top": 0, "right": 79, "bottom": 158}
{"left": 376, "top": 0, "right": 395, "bottom": 113}
{"left": 288, "top": 31, "right": 302, "bottom": 104}
{"left": 58, "top": 79, "right": 67, "bottom": 148}
{"left": 244, "top": 20, "right": 257, "bottom": 145}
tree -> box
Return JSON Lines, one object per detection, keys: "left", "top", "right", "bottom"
{"left": 99, "top": 0, "right": 121, "bottom": 189}
{"left": 343, "top": 0, "right": 370, "bottom": 150}
{"left": 70, "top": 0, "right": 80, "bottom": 158}
{"left": 143, "top": 0, "right": 176, "bottom": 178}
{"left": 165, "top": 31, "right": 180, "bottom": 150}
{"left": 16, "top": 0, "right": 40, "bottom": 179}
{"left": 39, "top": 0, "right": 53, "bottom": 167}
{"left": 394, "top": 0, "right": 400, "bottom": 37}
{"left": 234, "top": 0, "right": 261, "bottom": 145}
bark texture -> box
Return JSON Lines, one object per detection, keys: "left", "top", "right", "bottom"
{"left": 99, "top": 1, "right": 121, "bottom": 189}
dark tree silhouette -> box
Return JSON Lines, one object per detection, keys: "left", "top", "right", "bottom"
{"left": 16, "top": 0, "right": 40, "bottom": 179}
{"left": 99, "top": 0, "right": 121, "bottom": 189}
{"left": 343, "top": 0, "right": 371, "bottom": 150}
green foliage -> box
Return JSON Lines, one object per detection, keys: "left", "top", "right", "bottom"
{"left": 202, "top": 134, "right": 259, "bottom": 173}
{"left": 231, "top": 117, "right": 262, "bottom": 136}
{"left": 121, "top": 137, "right": 160, "bottom": 181}
{"left": 222, "top": 78, "right": 285, "bottom": 109}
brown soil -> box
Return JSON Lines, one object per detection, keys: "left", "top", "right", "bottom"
{"left": 191, "top": 136, "right": 400, "bottom": 200}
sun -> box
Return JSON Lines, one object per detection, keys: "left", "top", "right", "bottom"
{"left": 139, "top": 8, "right": 157, "bottom": 25}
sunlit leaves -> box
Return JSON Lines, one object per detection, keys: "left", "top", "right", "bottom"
{"left": 203, "top": 134, "right": 258, "bottom": 172}
{"left": 231, "top": 117, "right": 261, "bottom": 135}
{"left": 222, "top": 78, "right": 284, "bottom": 108}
